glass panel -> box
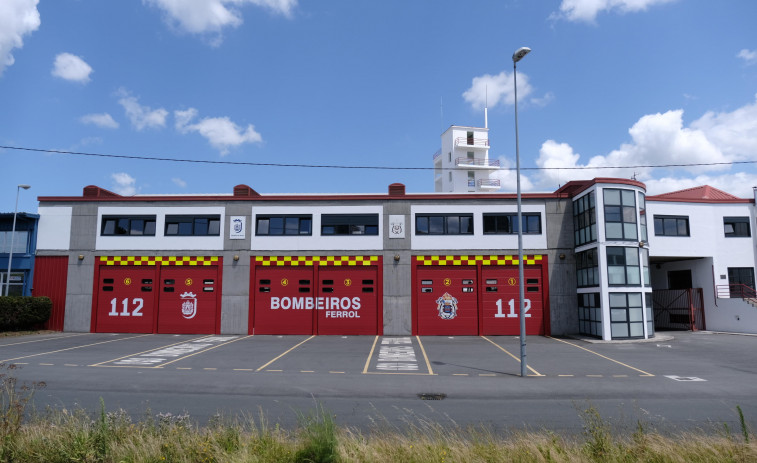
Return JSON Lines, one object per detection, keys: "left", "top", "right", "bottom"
{"left": 257, "top": 219, "right": 269, "bottom": 235}
{"left": 428, "top": 216, "right": 444, "bottom": 234}
{"left": 299, "top": 218, "right": 312, "bottom": 235}
{"left": 630, "top": 323, "right": 644, "bottom": 337}
{"left": 208, "top": 219, "right": 220, "bottom": 235}
{"left": 611, "top": 324, "right": 629, "bottom": 338}
{"left": 609, "top": 293, "right": 626, "bottom": 307}
{"left": 447, "top": 216, "right": 460, "bottom": 234}
{"left": 677, "top": 219, "right": 688, "bottom": 236}
{"left": 611, "top": 309, "right": 627, "bottom": 321}
{"left": 269, "top": 217, "right": 284, "bottom": 235}
{"left": 284, "top": 217, "right": 299, "bottom": 235}
{"left": 103, "top": 219, "right": 116, "bottom": 235}
{"left": 622, "top": 206, "right": 636, "bottom": 223}
{"left": 606, "top": 247, "right": 625, "bottom": 265}
{"left": 628, "top": 292, "right": 642, "bottom": 307}
{"left": 629, "top": 307, "right": 643, "bottom": 322}
{"left": 624, "top": 223, "right": 638, "bottom": 239}
{"left": 483, "top": 215, "right": 497, "bottom": 234}
{"left": 625, "top": 248, "right": 639, "bottom": 265}
{"left": 605, "top": 223, "right": 623, "bottom": 239}
{"left": 647, "top": 321, "right": 655, "bottom": 336}
{"left": 416, "top": 216, "right": 428, "bottom": 234}
{"left": 178, "top": 221, "right": 193, "bottom": 235}
{"left": 604, "top": 206, "right": 622, "bottom": 222}
{"left": 461, "top": 216, "right": 473, "bottom": 234}
{"left": 608, "top": 266, "right": 625, "bottom": 284}
{"left": 144, "top": 221, "right": 156, "bottom": 236}
{"left": 194, "top": 218, "right": 209, "bottom": 235}
{"left": 604, "top": 189, "right": 621, "bottom": 205}
{"left": 621, "top": 189, "right": 635, "bottom": 206}
{"left": 626, "top": 267, "right": 641, "bottom": 285}
{"left": 116, "top": 218, "right": 129, "bottom": 235}
{"left": 130, "top": 220, "right": 145, "bottom": 235}
{"left": 166, "top": 223, "right": 179, "bottom": 235}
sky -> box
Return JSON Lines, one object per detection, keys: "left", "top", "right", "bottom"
{"left": 1, "top": 0, "right": 757, "bottom": 214}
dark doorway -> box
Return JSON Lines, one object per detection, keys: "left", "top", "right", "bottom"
{"left": 668, "top": 270, "right": 692, "bottom": 290}
{"left": 727, "top": 267, "right": 755, "bottom": 298}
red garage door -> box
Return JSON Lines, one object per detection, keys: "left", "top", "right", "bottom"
{"left": 415, "top": 267, "right": 478, "bottom": 335}
{"left": 94, "top": 266, "right": 157, "bottom": 333}
{"left": 92, "top": 256, "right": 221, "bottom": 334}
{"left": 251, "top": 256, "right": 382, "bottom": 335}
{"left": 253, "top": 267, "right": 315, "bottom": 335}
{"left": 413, "top": 255, "right": 549, "bottom": 336}
{"left": 317, "top": 267, "right": 379, "bottom": 335}
{"left": 480, "top": 266, "right": 545, "bottom": 335}
{"left": 157, "top": 266, "right": 220, "bottom": 334}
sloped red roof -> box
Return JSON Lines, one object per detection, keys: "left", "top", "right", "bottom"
{"left": 647, "top": 185, "right": 751, "bottom": 203}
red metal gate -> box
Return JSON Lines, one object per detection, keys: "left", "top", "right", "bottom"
{"left": 157, "top": 266, "right": 220, "bottom": 334}
{"left": 32, "top": 256, "right": 69, "bottom": 331}
{"left": 250, "top": 256, "right": 382, "bottom": 335}
{"left": 412, "top": 255, "right": 549, "bottom": 336}
{"left": 91, "top": 256, "right": 221, "bottom": 334}
{"left": 316, "top": 267, "right": 379, "bottom": 335}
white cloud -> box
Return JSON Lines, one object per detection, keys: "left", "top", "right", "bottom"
{"left": 0, "top": 0, "right": 40, "bottom": 76}
{"left": 80, "top": 113, "right": 119, "bottom": 129}
{"left": 528, "top": 96, "right": 757, "bottom": 193}
{"left": 117, "top": 89, "right": 168, "bottom": 131}
{"left": 144, "top": 0, "right": 297, "bottom": 39}
{"left": 489, "top": 156, "right": 535, "bottom": 191}
{"left": 111, "top": 172, "right": 137, "bottom": 196}
{"left": 737, "top": 49, "right": 757, "bottom": 65}
{"left": 463, "top": 71, "right": 533, "bottom": 110}
{"left": 531, "top": 92, "right": 555, "bottom": 108}
{"left": 172, "top": 177, "right": 187, "bottom": 188}
{"left": 51, "top": 53, "right": 93, "bottom": 83}
{"left": 552, "top": 0, "right": 675, "bottom": 23}
{"left": 175, "top": 107, "right": 262, "bottom": 155}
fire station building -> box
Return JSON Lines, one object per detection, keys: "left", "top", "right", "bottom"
{"left": 31, "top": 177, "right": 757, "bottom": 340}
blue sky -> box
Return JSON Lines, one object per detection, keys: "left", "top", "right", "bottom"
{"left": 1, "top": 0, "right": 756, "bottom": 213}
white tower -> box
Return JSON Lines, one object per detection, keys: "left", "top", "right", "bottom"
{"left": 433, "top": 125, "right": 501, "bottom": 192}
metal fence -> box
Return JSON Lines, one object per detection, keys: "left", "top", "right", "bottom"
{"left": 652, "top": 288, "right": 705, "bottom": 331}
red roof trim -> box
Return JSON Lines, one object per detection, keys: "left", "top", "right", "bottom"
{"left": 554, "top": 178, "right": 646, "bottom": 198}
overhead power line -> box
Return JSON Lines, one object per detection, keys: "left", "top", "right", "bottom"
{"left": 2, "top": 144, "right": 756, "bottom": 172}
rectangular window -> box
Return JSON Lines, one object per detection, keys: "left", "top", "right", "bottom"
{"left": 577, "top": 293, "right": 602, "bottom": 338}
{"left": 483, "top": 213, "right": 541, "bottom": 235}
{"left": 724, "top": 217, "right": 750, "bottom": 237}
{"left": 575, "top": 248, "right": 599, "bottom": 288}
{"left": 638, "top": 193, "right": 647, "bottom": 242}
{"left": 101, "top": 216, "right": 157, "bottom": 236}
{"left": 606, "top": 246, "right": 641, "bottom": 286}
{"left": 164, "top": 215, "right": 221, "bottom": 236}
{"left": 256, "top": 215, "right": 312, "bottom": 236}
{"left": 603, "top": 188, "right": 638, "bottom": 241}
{"left": 321, "top": 214, "right": 378, "bottom": 236}
{"left": 416, "top": 214, "right": 473, "bottom": 235}
{"left": 653, "top": 215, "right": 690, "bottom": 236}
{"left": 609, "top": 292, "right": 645, "bottom": 339}
{"left": 0, "top": 231, "right": 29, "bottom": 254}
{"left": 573, "top": 192, "right": 597, "bottom": 247}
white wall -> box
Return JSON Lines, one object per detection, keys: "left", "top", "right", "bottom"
{"left": 410, "top": 204, "right": 547, "bottom": 250}
{"left": 95, "top": 206, "right": 225, "bottom": 251}
{"left": 706, "top": 298, "right": 757, "bottom": 333}
{"left": 250, "top": 205, "right": 383, "bottom": 251}
{"left": 646, "top": 202, "right": 756, "bottom": 287}
{"left": 36, "top": 206, "right": 72, "bottom": 250}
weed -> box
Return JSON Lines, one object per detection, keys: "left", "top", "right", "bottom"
{"left": 294, "top": 402, "right": 340, "bottom": 463}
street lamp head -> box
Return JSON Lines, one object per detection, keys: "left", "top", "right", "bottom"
{"left": 18, "top": 184, "right": 31, "bottom": 190}
{"left": 512, "top": 47, "right": 531, "bottom": 64}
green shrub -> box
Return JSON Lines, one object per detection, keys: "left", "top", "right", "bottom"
{"left": 0, "top": 296, "right": 52, "bottom": 331}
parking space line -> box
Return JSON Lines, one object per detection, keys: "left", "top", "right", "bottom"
{"left": 154, "top": 335, "right": 251, "bottom": 368}
{"left": 89, "top": 335, "right": 214, "bottom": 367}
{"left": 415, "top": 336, "right": 435, "bottom": 376}
{"left": 1, "top": 334, "right": 150, "bottom": 363}
{"left": 0, "top": 333, "right": 89, "bottom": 348}
{"left": 546, "top": 336, "right": 655, "bottom": 377}
{"left": 362, "top": 336, "right": 379, "bottom": 374}
{"left": 480, "top": 336, "right": 544, "bottom": 377}
{"left": 234, "top": 368, "right": 253, "bottom": 371}
{"left": 255, "top": 336, "right": 315, "bottom": 372}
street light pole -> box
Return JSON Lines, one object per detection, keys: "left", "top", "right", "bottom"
{"left": 5, "top": 184, "right": 31, "bottom": 296}
{"left": 512, "top": 47, "right": 530, "bottom": 377}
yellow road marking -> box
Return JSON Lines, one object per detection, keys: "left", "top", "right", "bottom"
{"left": 614, "top": 375, "right": 628, "bottom": 378}
{"left": 330, "top": 371, "right": 345, "bottom": 374}
{"left": 480, "top": 336, "right": 544, "bottom": 376}
{"left": 0, "top": 333, "right": 88, "bottom": 348}
{"left": 155, "top": 335, "right": 251, "bottom": 368}
{"left": 558, "top": 374, "right": 574, "bottom": 377}
{"left": 416, "top": 336, "right": 435, "bottom": 375}
{"left": 177, "top": 367, "right": 192, "bottom": 370}
{"left": 587, "top": 374, "right": 603, "bottom": 377}
{"left": 266, "top": 369, "right": 283, "bottom": 372}
{"left": 301, "top": 370, "right": 315, "bottom": 373}
{"left": 89, "top": 335, "right": 213, "bottom": 366}
{"left": 233, "top": 369, "right": 253, "bottom": 371}
{"left": 362, "top": 335, "right": 379, "bottom": 374}
{"left": 256, "top": 335, "right": 315, "bottom": 372}
{"left": 203, "top": 368, "right": 217, "bottom": 371}
{"left": 479, "top": 373, "right": 496, "bottom": 377}
{"left": 64, "top": 364, "right": 78, "bottom": 367}
{"left": 39, "top": 363, "right": 54, "bottom": 366}
{"left": 546, "top": 336, "right": 655, "bottom": 377}
{"left": 453, "top": 373, "right": 469, "bottom": 376}
{"left": 1, "top": 334, "right": 150, "bottom": 363}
